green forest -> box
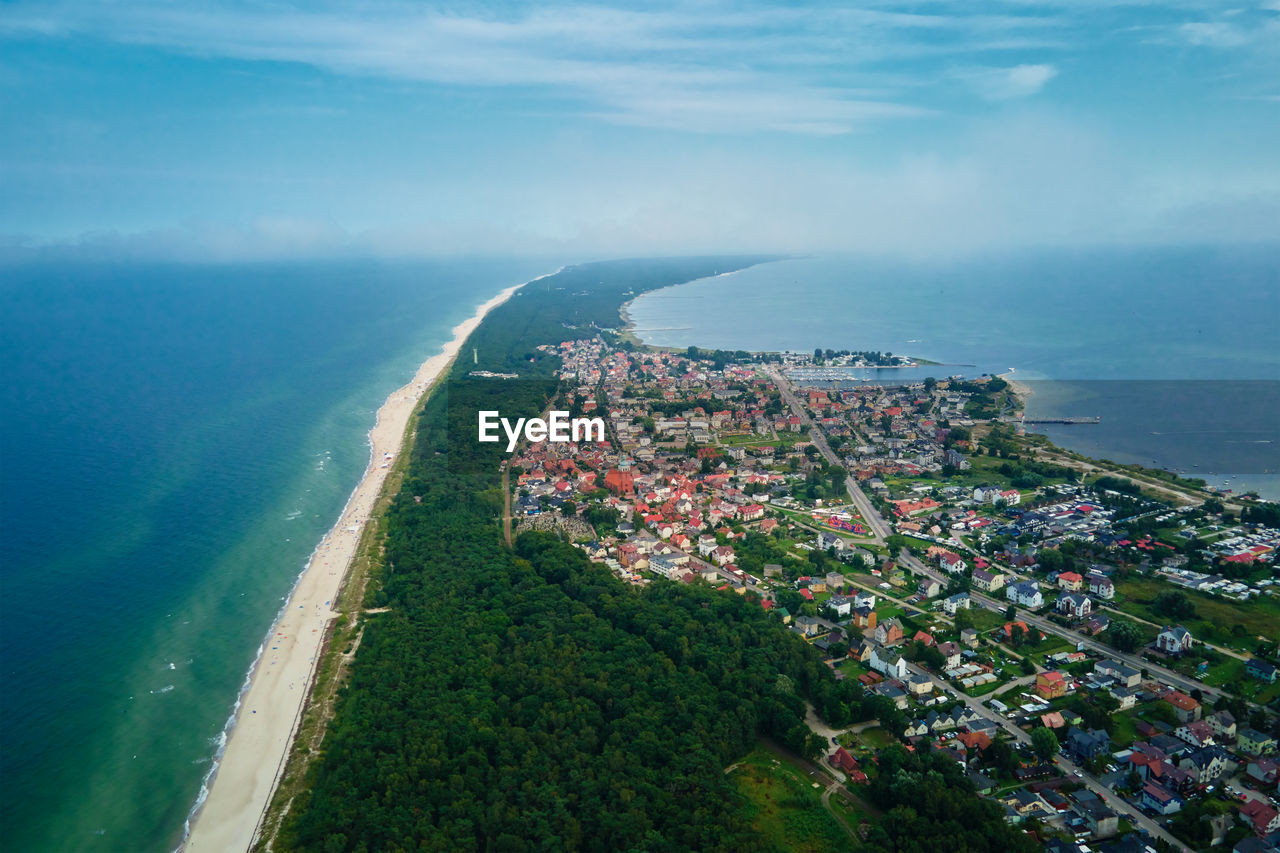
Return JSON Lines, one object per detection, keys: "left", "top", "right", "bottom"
{"left": 275, "top": 258, "right": 1026, "bottom": 852}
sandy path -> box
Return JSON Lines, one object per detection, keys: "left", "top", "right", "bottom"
{"left": 184, "top": 280, "right": 528, "bottom": 851}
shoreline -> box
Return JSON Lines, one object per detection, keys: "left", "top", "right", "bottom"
{"left": 183, "top": 278, "right": 531, "bottom": 851}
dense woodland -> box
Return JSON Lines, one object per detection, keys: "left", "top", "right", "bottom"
{"left": 277, "top": 258, "right": 1021, "bottom": 851}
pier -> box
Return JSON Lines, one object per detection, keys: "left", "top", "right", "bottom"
{"left": 1019, "top": 416, "right": 1101, "bottom": 425}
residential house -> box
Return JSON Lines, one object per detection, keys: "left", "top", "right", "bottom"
{"left": 827, "top": 595, "right": 852, "bottom": 618}
{"left": 960, "top": 628, "right": 980, "bottom": 648}
{"left": 1208, "top": 710, "right": 1237, "bottom": 739}
{"left": 1180, "top": 746, "right": 1229, "bottom": 783}
{"left": 1156, "top": 625, "right": 1194, "bottom": 656}
{"left": 942, "top": 592, "right": 970, "bottom": 616}
{"left": 1175, "top": 721, "right": 1216, "bottom": 749}
{"left": 1057, "top": 571, "right": 1084, "bottom": 591}
{"left": 816, "top": 531, "right": 847, "bottom": 552}
{"left": 794, "top": 615, "right": 825, "bottom": 638}
{"left": 1074, "top": 793, "right": 1119, "bottom": 839}
{"left": 874, "top": 618, "right": 904, "bottom": 647}
{"left": 1067, "top": 727, "right": 1111, "bottom": 762}
{"left": 908, "top": 672, "right": 935, "bottom": 696}
{"left": 1141, "top": 782, "right": 1184, "bottom": 815}
{"left": 919, "top": 578, "right": 942, "bottom": 598}
{"left": 869, "top": 644, "right": 909, "bottom": 680}
{"left": 1107, "top": 685, "right": 1138, "bottom": 710}
{"left": 853, "top": 590, "right": 877, "bottom": 609}
{"left": 1095, "top": 659, "right": 1142, "bottom": 688}
{"left": 939, "top": 551, "right": 966, "bottom": 574}
{"left": 1056, "top": 592, "right": 1092, "bottom": 619}
{"left": 1247, "top": 658, "right": 1279, "bottom": 683}
{"left": 937, "top": 641, "right": 962, "bottom": 670}
{"left": 1239, "top": 727, "right": 1278, "bottom": 756}
{"left": 1164, "top": 690, "right": 1202, "bottom": 723}
{"left": 972, "top": 568, "right": 1005, "bottom": 592}
{"left": 1241, "top": 801, "right": 1280, "bottom": 837}
{"left": 1087, "top": 572, "right": 1115, "bottom": 600}
{"left": 849, "top": 606, "right": 878, "bottom": 631}
{"left": 1036, "top": 671, "right": 1068, "bottom": 700}
{"left": 1247, "top": 758, "right": 1279, "bottom": 786}
{"left": 1007, "top": 581, "right": 1044, "bottom": 608}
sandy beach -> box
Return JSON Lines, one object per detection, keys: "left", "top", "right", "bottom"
{"left": 184, "top": 281, "right": 526, "bottom": 851}
{"left": 998, "top": 370, "right": 1036, "bottom": 410}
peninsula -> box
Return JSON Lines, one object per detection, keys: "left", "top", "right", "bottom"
{"left": 214, "top": 258, "right": 1277, "bottom": 853}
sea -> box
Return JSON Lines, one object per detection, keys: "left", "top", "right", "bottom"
{"left": 625, "top": 247, "right": 1280, "bottom": 498}
{"left": 0, "top": 257, "right": 552, "bottom": 851}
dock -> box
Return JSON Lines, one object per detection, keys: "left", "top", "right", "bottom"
{"left": 1019, "top": 416, "right": 1101, "bottom": 425}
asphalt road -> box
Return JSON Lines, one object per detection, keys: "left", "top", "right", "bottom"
{"left": 766, "top": 366, "right": 890, "bottom": 542}
{"left": 901, "top": 657, "right": 1189, "bottom": 851}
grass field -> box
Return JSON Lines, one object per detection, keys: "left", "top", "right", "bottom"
{"left": 1115, "top": 576, "right": 1280, "bottom": 644}
{"left": 730, "top": 748, "right": 860, "bottom": 853}
{"left": 968, "top": 608, "right": 1007, "bottom": 632}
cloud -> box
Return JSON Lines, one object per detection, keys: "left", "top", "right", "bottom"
{"left": 955, "top": 63, "right": 1058, "bottom": 99}
{"left": 0, "top": 1, "right": 1065, "bottom": 133}
{"left": 1178, "top": 21, "right": 1253, "bottom": 47}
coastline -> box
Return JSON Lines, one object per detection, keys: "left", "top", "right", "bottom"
{"left": 183, "top": 280, "right": 528, "bottom": 851}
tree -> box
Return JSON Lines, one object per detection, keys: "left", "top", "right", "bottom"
{"left": 1031, "top": 726, "right": 1060, "bottom": 761}
{"left": 1153, "top": 590, "right": 1196, "bottom": 621}
{"left": 1005, "top": 605, "right": 1017, "bottom": 621}
{"left": 1020, "top": 656, "right": 1037, "bottom": 675}
{"left": 1107, "top": 619, "right": 1144, "bottom": 653}
{"left": 559, "top": 500, "right": 577, "bottom": 517}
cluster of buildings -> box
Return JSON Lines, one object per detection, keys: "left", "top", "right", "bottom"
{"left": 519, "top": 337, "right": 1279, "bottom": 852}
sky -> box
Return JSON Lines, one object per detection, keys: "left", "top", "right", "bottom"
{"left": 1, "top": 0, "right": 1278, "bottom": 259}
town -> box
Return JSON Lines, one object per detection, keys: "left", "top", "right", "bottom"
{"left": 504, "top": 336, "right": 1280, "bottom": 853}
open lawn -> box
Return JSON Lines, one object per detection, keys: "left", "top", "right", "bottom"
{"left": 730, "top": 748, "right": 859, "bottom": 853}
{"left": 1110, "top": 712, "right": 1138, "bottom": 748}
{"left": 967, "top": 608, "right": 1006, "bottom": 632}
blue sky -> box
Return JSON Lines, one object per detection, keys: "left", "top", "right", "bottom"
{"left": 1, "top": 0, "right": 1278, "bottom": 258}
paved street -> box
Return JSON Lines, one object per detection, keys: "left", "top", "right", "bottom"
{"left": 766, "top": 366, "right": 1202, "bottom": 850}
{"left": 767, "top": 366, "right": 890, "bottom": 542}
{"left": 902, "top": 658, "right": 1189, "bottom": 852}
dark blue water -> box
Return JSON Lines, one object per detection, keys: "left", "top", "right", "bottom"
{"left": 627, "top": 247, "right": 1280, "bottom": 496}
{"left": 0, "top": 258, "right": 551, "bottom": 851}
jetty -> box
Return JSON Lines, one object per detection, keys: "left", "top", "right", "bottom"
{"left": 1019, "top": 416, "right": 1101, "bottom": 425}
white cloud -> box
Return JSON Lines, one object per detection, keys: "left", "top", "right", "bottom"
{"left": 1178, "top": 21, "right": 1252, "bottom": 47}
{"left": 0, "top": 1, "right": 1065, "bottom": 133}
{"left": 955, "top": 63, "right": 1058, "bottom": 100}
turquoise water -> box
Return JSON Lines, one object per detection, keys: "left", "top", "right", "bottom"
{"left": 626, "top": 247, "right": 1280, "bottom": 497}
{"left": 0, "top": 258, "right": 552, "bottom": 851}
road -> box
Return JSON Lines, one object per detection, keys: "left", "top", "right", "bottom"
{"left": 767, "top": 363, "right": 1240, "bottom": 846}
{"left": 893, "top": 548, "right": 1235, "bottom": 707}
{"left": 767, "top": 366, "right": 890, "bottom": 542}
{"left": 901, "top": 658, "right": 1189, "bottom": 851}
{"left": 768, "top": 361, "right": 1239, "bottom": 702}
